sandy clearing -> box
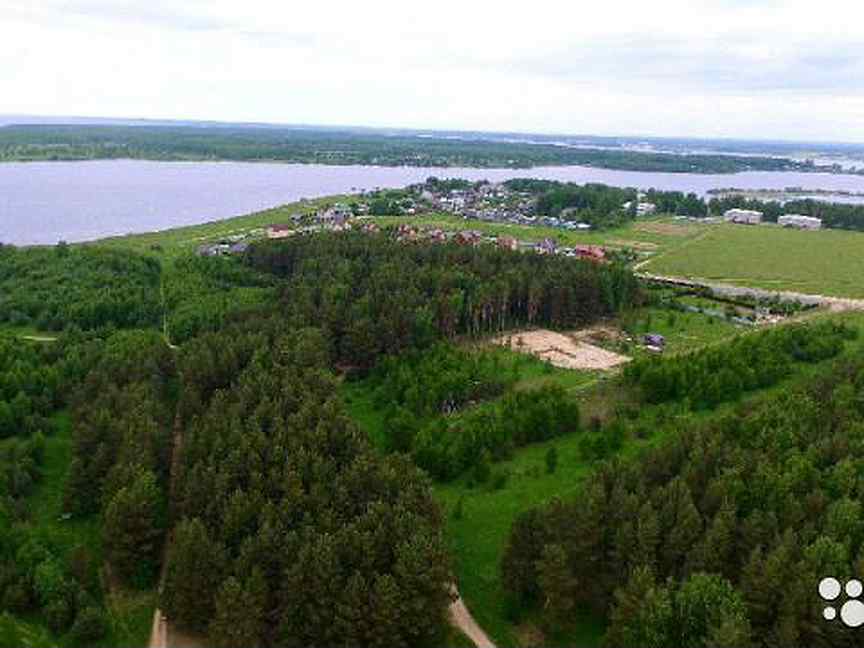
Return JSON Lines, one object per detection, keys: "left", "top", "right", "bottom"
{"left": 450, "top": 587, "right": 496, "bottom": 648}
{"left": 497, "top": 329, "right": 630, "bottom": 370}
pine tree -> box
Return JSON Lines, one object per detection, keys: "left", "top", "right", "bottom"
{"left": 210, "top": 569, "right": 268, "bottom": 648}
{"left": 102, "top": 469, "right": 164, "bottom": 587}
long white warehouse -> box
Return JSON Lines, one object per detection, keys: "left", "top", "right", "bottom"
{"left": 778, "top": 214, "right": 822, "bottom": 230}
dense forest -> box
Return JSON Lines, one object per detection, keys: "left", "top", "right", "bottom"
{"left": 164, "top": 255, "right": 277, "bottom": 344}
{"left": 0, "top": 245, "right": 161, "bottom": 331}
{"left": 502, "top": 349, "right": 864, "bottom": 647}
{"left": 0, "top": 334, "right": 62, "bottom": 438}
{"left": 0, "top": 124, "right": 824, "bottom": 173}
{"left": 164, "top": 320, "right": 453, "bottom": 647}
{"left": 246, "top": 231, "right": 641, "bottom": 367}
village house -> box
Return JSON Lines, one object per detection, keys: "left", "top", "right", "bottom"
{"left": 574, "top": 245, "right": 607, "bottom": 262}
{"left": 724, "top": 208, "right": 763, "bottom": 225}
{"left": 497, "top": 235, "right": 518, "bottom": 251}
{"left": 778, "top": 214, "right": 822, "bottom": 230}
{"left": 455, "top": 230, "right": 482, "bottom": 246}
{"left": 266, "top": 224, "right": 294, "bottom": 239}
{"left": 536, "top": 238, "right": 557, "bottom": 255}
{"left": 316, "top": 203, "right": 352, "bottom": 225}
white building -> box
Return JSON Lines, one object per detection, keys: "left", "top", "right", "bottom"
{"left": 778, "top": 214, "right": 822, "bottom": 230}
{"left": 724, "top": 208, "right": 763, "bottom": 225}
{"left": 622, "top": 201, "right": 657, "bottom": 216}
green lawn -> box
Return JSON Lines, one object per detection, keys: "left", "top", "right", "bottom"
{"left": 434, "top": 433, "right": 601, "bottom": 647}
{"left": 622, "top": 305, "right": 744, "bottom": 358}
{"left": 644, "top": 223, "right": 864, "bottom": 298}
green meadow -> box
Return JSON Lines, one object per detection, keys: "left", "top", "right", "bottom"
{"left": 644, "top": 222, "right": 864, "bottom": 299}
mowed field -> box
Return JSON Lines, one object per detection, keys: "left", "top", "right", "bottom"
{"left": 644, "top": 223, "right": 864, "bottom": 298}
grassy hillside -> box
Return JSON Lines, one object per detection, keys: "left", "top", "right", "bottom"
{"left": 644, "top": 222, "right": 864, "bottom": 298}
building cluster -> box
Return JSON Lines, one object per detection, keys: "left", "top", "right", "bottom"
{"left": 392, "top": 223, "right": 607, "bottom": 262}
{"left": 418, "top": 183, "right": 595, "bottom": 231}
{"left": 723, "top": 208, "right": 822, "bottom": 230}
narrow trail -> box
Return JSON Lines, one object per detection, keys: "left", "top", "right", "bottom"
{"left": 450, "top": 586, "right": 497, "bottom": 648}
{"left": 148, "top": 369, "right": 185, "bottom": 648}
{"left": 638, "top": 272, "right": 864, "bottom": 312}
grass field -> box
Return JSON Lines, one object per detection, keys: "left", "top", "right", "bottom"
{"left": 94, "top": 195, "right": 347, "bottom": 256}
{"left": 644, "top": 222, "right": 864, "bottom": 298}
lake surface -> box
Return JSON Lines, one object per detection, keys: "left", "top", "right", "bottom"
{"left": 4, "top": 160, "right": 864, "bottom": 245}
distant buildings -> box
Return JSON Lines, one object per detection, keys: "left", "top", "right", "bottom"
{"left": 317, "top": 203, "right": 352, "bottom": 225}
{"left": 778, "top": 214, "right": 822, "bottom": 230}
{"left": 622, "top": 201, "right": 658, "bottom": 216}
{"left": 724, "top": 208, "right": 763, "bottom": 225}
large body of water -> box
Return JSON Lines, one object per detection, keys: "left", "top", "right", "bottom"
{"left": 4, "top": 160, "right": 864, "bottom": 245}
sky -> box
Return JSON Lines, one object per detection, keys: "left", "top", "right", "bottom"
{"left": 2, "top": 0, "right": 863, "bottom": 142}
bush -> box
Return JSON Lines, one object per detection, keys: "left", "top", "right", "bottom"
{"left": 545, "top": 447, "right": 558, "bottom": 474}
{"left": 70, "top": 606, "right": 108, "bottom": 644}
{"left": 491, "top": 469, "right": 510, "bottom": 491}
{"left": 43, "top": 596, "right": 74, "bottom": 635}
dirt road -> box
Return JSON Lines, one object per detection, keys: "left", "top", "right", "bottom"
{"left": 450, "top": 587, "right": 496, "bottom": 648}
{"left": 639, "top": 273, "right": 864, "bottom": 313}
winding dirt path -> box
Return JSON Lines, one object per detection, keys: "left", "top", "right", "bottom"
{"left": 449, "top": 586, "right": 497, "bottom": 648}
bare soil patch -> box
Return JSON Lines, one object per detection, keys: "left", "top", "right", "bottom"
{"left": 497, "top": 329, "right": 630, "bottom": 370}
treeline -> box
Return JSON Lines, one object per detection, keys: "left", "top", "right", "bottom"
{"left": 624, "top": 321, "right": 854, "bottom": 408}
{"left": 502, "top": 351, "right": 864, "bottom": 647}
{"left": 0, "top": 124, "right": 821, "bottom": 173}
{"left": 0, "top": 244, "right": 161, "bottom": 331}
{"left": 708, "top": 195, "right": 864, "bottom": 231}
{"left": 0, "top": 335, "right": 62, "bottom": 438}
{"left": 163, "top": 320, "right": 453, "bottom": 647}
{"left": 411, "top": 384, "right": 580, "bottom": 480}
{"left": 164, "top": 255, "right": 277, "bottom": 344}
{"left": 368, "top": 344, "right": 516, "bottom": 419}
{"left": 246, "top": 231, "right": 641, "bottom": 367}
{"left": 519, "top": 182, "right": 706, "bottom": 227}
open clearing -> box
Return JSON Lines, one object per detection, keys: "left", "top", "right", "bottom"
{"left": 643, "top": 223, "right": 864, "bottom": 299}
{"left": 495, "top": 329, "right": 631, "bottom": 370}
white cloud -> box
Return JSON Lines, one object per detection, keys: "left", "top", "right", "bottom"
{"left": 1, "top": 0, "right": 862, "bottom": 140}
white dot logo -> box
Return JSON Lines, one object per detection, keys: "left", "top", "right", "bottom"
{"left": 820, "top": 577, "right": 841, "bottom": 600}
{"left": 820, "top": 576, "right": 864, "bottom": 628}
